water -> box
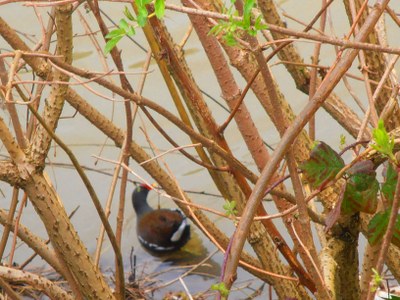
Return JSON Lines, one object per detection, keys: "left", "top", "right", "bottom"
{"left": 1, "top": 1, "right": 400, "bottom": 299}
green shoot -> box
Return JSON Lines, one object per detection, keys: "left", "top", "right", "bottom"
{"left": 209, "top": 0, "right": 267, "bottom": 46}
{"left": 104, "top": 1, "right": 165, "bottom": 54}
{"left": 105, "top": 17, "right": 136, "bottom": 54}
{"left": 211, "top": 282, "right": 230, "bottom": 298}
{"left": 339, "top": 134, "right": 346, "bottom": 150}
{"left": 223, "top": 200, "right": 238, "bottom": 217}
{"left": 370, "top": 268, "right": 382, "bottom": 292}
{"left": 372, "top": 119, "right": 396, "bottom": 163}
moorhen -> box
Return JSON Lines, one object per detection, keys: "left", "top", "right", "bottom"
{"left": 132, "top": 183, "right": 190, "bottom": 252}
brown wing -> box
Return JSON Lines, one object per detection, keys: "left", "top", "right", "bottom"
{"left": 137, "top": 209, "right": 185, "bottom": 248}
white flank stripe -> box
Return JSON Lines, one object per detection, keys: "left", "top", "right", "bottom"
{"left": 138, "top": 235, "right": 175, "bottom": 251}
{"left": 170, "top": 218, "right": 187, "bottom": 242}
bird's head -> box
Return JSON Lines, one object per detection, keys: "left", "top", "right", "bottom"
{"left": 132, "top": 182, "right": 154, "bottom": 215}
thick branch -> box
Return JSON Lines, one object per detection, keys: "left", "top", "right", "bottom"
{"left": 0, "top": 266, "right": 73, "bottom": 300}
{"left": 30, "top": 4, "right": 73, "bottom": 167}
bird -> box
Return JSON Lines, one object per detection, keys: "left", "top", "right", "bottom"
{"left": 132, "top": 183, "right": 191, "bottom": 253}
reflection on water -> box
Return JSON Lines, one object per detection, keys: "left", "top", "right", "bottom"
{"left": 127, "top": 229, "right": 221, "bottom": 298}
{"left": 126, "top": 226, "right": 268, "bottom": 299}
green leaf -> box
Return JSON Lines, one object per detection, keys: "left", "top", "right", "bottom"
{"left": 126, "top": 25, "right": 136, "bottom": 36}
{"left": 104, "top": 36, "right": 123, "bottom": 54}
{"left": 254, "top": 15, "right": 267, "bottom": 30}
{"left": 368, "top": 210, "right": 390, "bottom": 245}
{"left": 393, "top": 223, "right": 400, "bottom": 249}
{"left": 116, "top": 18, "right": 136, "bottom": 37}
{"left": 155, "top": 0, "right": 165, "bottom": 19}
{"left": 248, "top": 27, "right": 257, "bottom": 36}
{"left": 228, "top": 21, "right": 237, "bottom": 32}
{"left": 373, "top": 119, "right": 390, "bottom": 146}
{"left": 119, "top": 18, "right": 129, "bottom": 32}
{"left": 299, "top": 141, "right": 345, "bottom": 188}
{"left": 124, "top": 7, "right": 136, "bottom": 21}
{"left": 372, "top": 119, "right": 395, "bottom": 161}
{"left": 105, "top": 28, "right": 125, "bottom": 39}
{"left": 211, "top": 282, "right": 230, "bottom": 297}
{"left": 369, "top": 212, "right": 400, "bottom": 248}
{"left": 135, "top": 0, "right": 151, "bottom": 6}
{"left": 243, "top": 0, "right": 255, "bottom": 28}
{"left": 382, "top": 163, "right": 398, "bottom": 204}
{"left": 341, "top": 168, "right": 379, "bottom": 214}
{"left": 224, "top": 32, "right": 237, "bottom": 46}
{"left": 208, "top": 23, "right": 224, "bottom": 36}
{"left": 137, "top": 6, "right": 148, "bottom": 27}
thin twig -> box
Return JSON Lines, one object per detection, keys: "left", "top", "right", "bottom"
{"left": 179, "top": 277, "right": 194, "bottom": 300}
{"left": 178, "top": 23, "right": 193, "bottom": 49}
{"left": 308, "top": 0, "right": 328, "bottom": 140}
{"left": 139, "top": 143, "right": 201, "bottom": 165}
{"left": 290, "top": 221, "right": 327, "bottom": 293}
{"left": 8, "top": 193, "right": 27, "bottom": 266}
{"left": 0, "top": 188, "right": 19, "bottom": 261}
{"left": 94, "top": 150, "right": 124, "bottom": 267}
{"left": 0, "top": 51, "right": 27, "bottom": 148}
{"left": 140, "top": 107, "right": 230, "bottom": 171}
{"left": 348, "top": 0, "right": 379, "bottom": 127}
